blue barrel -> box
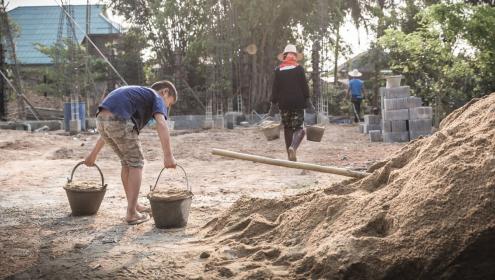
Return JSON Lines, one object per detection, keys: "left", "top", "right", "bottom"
{"left": 64, "top": 102, "right": 86, "bottom": 131}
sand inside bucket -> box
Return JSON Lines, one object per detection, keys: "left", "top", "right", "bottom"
{"left": 64, "top": 181, "right": 104, "bottom": 192}
{"left": 260, "top": 122, "right": 280, "bottom": 129}
{"left": 148, "top": 188, "right": 193, "bottom": 202}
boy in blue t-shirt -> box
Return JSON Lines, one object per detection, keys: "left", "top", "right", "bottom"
{"left": 346, "top": 69, "right": 367, "bottom": 123}
{"left": 83, "top": 81, "right": 178, "bottom": 225}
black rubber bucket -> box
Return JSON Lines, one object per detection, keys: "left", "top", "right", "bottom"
{"left": 306, "top": 125, "right": 325, "bottom": 142}
{"left": 148, "top": 165, "right": 193, "bottom": 229}
{"left": 64, "top": 161, "right": 107, "bottom": 216}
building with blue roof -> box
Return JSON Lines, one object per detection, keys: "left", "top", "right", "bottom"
{"left": 7, "top": 4, "right": 121, "bottom": 65}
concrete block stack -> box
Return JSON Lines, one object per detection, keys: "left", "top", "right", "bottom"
{"left": 380, "top": 85, "right": 433, "bottom": 142}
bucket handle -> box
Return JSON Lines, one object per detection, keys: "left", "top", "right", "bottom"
{"left": 150, "top": 164, "right": 190, "bottom": 193}
{"left": 67, "top": 161, "right": 107, "bottom": 189}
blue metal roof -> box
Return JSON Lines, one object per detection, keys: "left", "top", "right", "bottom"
{"left": 7, "top": 5, "right": 121, "bottom": 65}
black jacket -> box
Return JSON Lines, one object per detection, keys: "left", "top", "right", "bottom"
{"left": 271, "top": 65, "right": 310, "bottom": 110}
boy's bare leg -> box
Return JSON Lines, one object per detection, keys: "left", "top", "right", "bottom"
{"left": 121, "top": 166, "right": 147, "bottom": 212}
{"left": 125, "top": 167, "right": 144, "bottom": 221}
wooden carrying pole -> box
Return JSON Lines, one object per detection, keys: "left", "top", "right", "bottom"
{"left": 212, "top": 149, "right": 369, "bottom": 179}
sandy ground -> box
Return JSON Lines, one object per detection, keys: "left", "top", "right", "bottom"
{"left": 0, "top": 124, "right": 401, "bottom": 279}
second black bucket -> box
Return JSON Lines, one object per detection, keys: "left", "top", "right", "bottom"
{"left": 148, "top": 165, "right": 193, "bottom": 229}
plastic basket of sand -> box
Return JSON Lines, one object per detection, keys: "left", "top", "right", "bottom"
{"left": 260, "top": 121, "right": 281, "bottom": 141}
{"left": 147, "top": 164, "right": 193, "bottom": 229}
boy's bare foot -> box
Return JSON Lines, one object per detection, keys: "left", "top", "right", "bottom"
{"left": 136, "top": 204, "right": 151, "bottom": 213}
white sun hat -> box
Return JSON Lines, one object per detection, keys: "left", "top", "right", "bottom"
{"left": 348, "top": 69, "right": 362, "bottom": 77}
{"left": 277, "top": 44, "right": 304, "bottom": 61}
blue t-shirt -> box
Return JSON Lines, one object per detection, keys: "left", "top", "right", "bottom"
{"left": 99, "top": 86, "right": 168, "bottom": 132}
{"left": 349, "top": 78, "right": 364, "bottom": 99}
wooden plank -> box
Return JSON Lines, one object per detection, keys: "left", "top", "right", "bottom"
{"left": 212, "top": 148, "right": 369, "bottom": 178}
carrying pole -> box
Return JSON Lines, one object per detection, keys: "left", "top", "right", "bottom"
{"left": 212, "top": 148, "right": 369, "bottom": 178}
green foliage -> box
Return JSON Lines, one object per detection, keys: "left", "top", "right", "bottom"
{"left": 379, "top": 3, "right": 495, "bottom": 123}
{"left": 113, "top": 27, "right": 146, "bottom": 85}
{"left": 34, "top": 40, "right": 107, "bottom": 97}
{"left": 105, "top": 0, "right": 494, "bottom": 118}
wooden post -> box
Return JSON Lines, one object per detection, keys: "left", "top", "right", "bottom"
{"left": 212, "top": 148, "right": 369, "bottom": 178}
{"left": 0, "top": 34, "right": 5, "bottom": 119}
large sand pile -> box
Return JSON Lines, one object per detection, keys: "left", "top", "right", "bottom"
{"left": 202, "top": 94, "right": 495, "bottom": 279}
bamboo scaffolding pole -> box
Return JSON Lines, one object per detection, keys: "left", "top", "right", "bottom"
{"left": 212, "top": 149, "right": 369, "bottom": 178}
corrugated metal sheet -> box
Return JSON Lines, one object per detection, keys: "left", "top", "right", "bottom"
{"left": 7, "top": 5, "right": 121, "bottom": 65}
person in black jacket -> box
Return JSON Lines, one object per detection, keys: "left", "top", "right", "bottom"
{"left": 268, "top": 44, "right": 315, "bottom": 161}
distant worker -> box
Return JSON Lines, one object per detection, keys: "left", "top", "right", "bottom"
{"left": 269, "top": 44, "right": 315, "bottom": 161}
{"left": 347, "top": 69, "right": 366, "bottom": 123}
{"left": 83, "top": 81, "right": 178, "bottom": 225}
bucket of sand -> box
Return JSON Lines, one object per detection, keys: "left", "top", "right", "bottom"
{"left": 64, "top": 161, "right": 107, "bottom": 216}
{"left": 260, "top": 121, "right": 281, "bottom": 141}
{"left": 147, "top": 164, "right": 193, "bottom": 229}
{"left": 306, "top": 125, "right": 325, "bottom": 142}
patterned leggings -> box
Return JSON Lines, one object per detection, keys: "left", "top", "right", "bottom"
{"left": 281, "top": 109, "right": 304, "bottom": 130}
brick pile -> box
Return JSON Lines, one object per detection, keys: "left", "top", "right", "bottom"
{"left": 358, "top": 85, "right": 433, "bottom": 143}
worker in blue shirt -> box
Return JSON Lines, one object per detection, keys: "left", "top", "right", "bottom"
{"left": 346, "top": 69, "right": 367, "bottom": 123}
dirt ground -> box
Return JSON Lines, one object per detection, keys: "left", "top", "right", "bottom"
{"left": 0, "top": 124, "right": 402, "bottom": 279}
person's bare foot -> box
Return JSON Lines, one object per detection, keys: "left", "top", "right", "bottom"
{"left": 136, "top": 204, "right": 150, "bottom": 213}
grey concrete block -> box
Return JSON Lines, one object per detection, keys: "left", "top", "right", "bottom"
{"left": 383, "top": 131, "right": 410, "bottom": 143}
{"left": 380, "top": 86, "right": 410, "bottom": 99}
{"left": 383, "top": 96, "right": 422, "bottom": 110}
{"left": 369, "top": 130, "right": 382, "bottom": 142}
{"left": 408, "top": 119, "right": 432, "bottom": 132}
{"left": 364, "top": 115, "right": 381, "bottom": 125}
{"left": 167, "top": 120, "right": 175, "bottom": 130}
{"left": 383, "top": 109, "right": 410, "bottom": 121}
{"left": 0, "top": 122, "right": 16, "bottom": 130}
{"left": 203, "top": 119, "right": 214, "bottom": 129}
{"left": 384, "top": 97, "right": 410, "bottom": 110}
{"left": 383, "top": 120, "right": 408, "bottom": 132}
{"left": 365, "top": 124, "right": 382, "bottom": 133}
{"left": 214, "top": 117, "right": 225, "bottom": 129}
{"left": 358, "top": 123, "right": 365, "bottom": 133}
{"left": 409, "top": 107, "right": 433, "bottom": 120}
{"left": 16, "top": 123, "right": 31, "bottom": 131}
{"left": 69, "top": 119, "right": 82, "bottom": 134}
{"left": 170, "top": 115, "right": 207, "bottom": 130}
{"left": 408, "top": 96, "right": 423, "bottom": 108}
{"left": 410, "top": 130, "right": 433, "bottom": 140}
{"left": 86, "top": 118, "right": 97, "bottom": 129}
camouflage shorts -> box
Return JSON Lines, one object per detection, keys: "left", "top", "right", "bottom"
{"left": 96, "top": 115, "right": 144, "bottom": 168}
{"left": 281, "top": 109, "right": 304, "bottom": 130}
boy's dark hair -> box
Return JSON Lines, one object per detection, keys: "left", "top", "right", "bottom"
{"left": 151, "top": 80, "right": 178, "bottom": 101}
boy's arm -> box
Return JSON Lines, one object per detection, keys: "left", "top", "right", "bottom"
{"left": 154, "top": 113, "right": 177, "bottom": 169}
{"left": 84, "top": 136, "right": 105, "bottom": 166}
